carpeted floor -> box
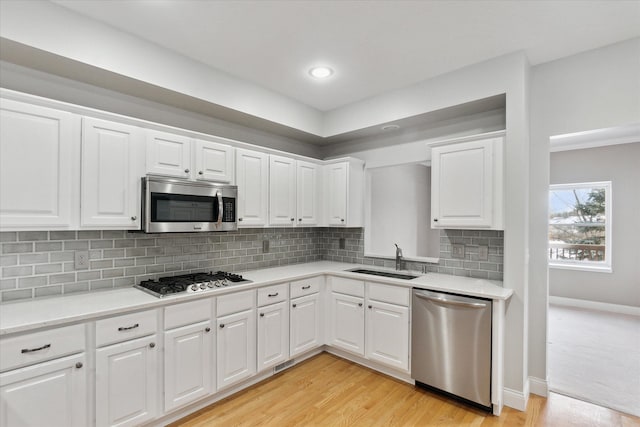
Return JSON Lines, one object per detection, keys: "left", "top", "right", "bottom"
{"left": 548, "top": 303, "right": 640, "bottom": 417}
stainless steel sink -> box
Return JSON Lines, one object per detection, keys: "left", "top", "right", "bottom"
{"left": 347, "top": 268, "right": 418, "bottom": 280}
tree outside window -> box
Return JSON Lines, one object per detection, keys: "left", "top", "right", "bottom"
{"left": 548, "top": 181, "right": 612, "bottom": 272}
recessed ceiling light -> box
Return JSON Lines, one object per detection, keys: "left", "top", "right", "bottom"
{"left": 382, "top": 124, "right": 400, "bottom": 131}
{"left": 309, "top": 66, "right": 334, "bottom": 79}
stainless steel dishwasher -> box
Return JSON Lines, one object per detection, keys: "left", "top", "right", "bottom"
{"left": 411, "top": 289, "right": 492, "bottom": 411}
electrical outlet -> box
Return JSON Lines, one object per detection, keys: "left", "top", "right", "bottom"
{"left": 451, "top": 244, "right": 465, "bottom": 259}
{"left": 478, "top": 245, "right": 489, "bottom": 261}
{"left": 339, "top": 238, "right": 346, "bottom": 249}
{"left": 74, "top": 250, "right": 89, "bottom": 270}
{"left": 262, "top": 240, "right": 270, "bottom": 253}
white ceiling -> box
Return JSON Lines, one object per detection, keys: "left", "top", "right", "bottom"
{"left": 52, "top": 0, "right": 640, "bottom": 112}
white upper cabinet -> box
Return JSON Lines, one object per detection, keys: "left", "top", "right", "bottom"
{"left": 146, "top": 129, "right": 192, "bottom": 178}
{"left": 235, "top": 148, "right": 269, "bottom": 227}
{"left": 194, "top": 139, "right": 234, "bottom": 183}
{"left": 430, "top": 135, "right": 504, "bottom": 229}
{"left": 323, "top": 159, "right": 365, "bottom": 227}
{"left": 269, "top": 155, "right": 297, "bottom": 226}
{"left": 296, "top": 160, "right": 320, "bottom": 226}
{"left": 0, "top": 99, "right": 80, "bottom": 230}
{"left": 81, "top": 117, "right": 145, "bottom": 229}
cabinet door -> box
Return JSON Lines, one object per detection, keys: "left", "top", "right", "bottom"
{"left": 146, "top": 129, "right": 191, "bottom": 178}
{"left": 235, "top": 149, "right": 269, "bottom": 226}
{"left": 0, "top": 99, "right": 80, "bottom": 229}
{"left": 325, "top": 162, "right": 348, "bottom": 226}
{"left": 328, "top": 292, "right": 365, "bottom": 356}
{"left": 257, "top": 301, "right": 289, "bottom": 372}
{"left": 194, "top": 139, "right": 234, "bottom": 183}
{"left": 431, "top": 139, "right": 494, "bottom": 228}
{"left": 269, "top": 155, "right": 296, "bottom": 226}
{"left": 95, "top": 335, "right": 158, "bottom": 427}
{"left": 296, "top": 160, "right": 319, "bottom": 226}
{"left": 81, "top": 117, "right": 145, "bottom": 229}
{"left": 0, "top": 353, "right": 87, "bottom": 427}
{"left": 290, "top": 293, "right": 322, "bottom": 357}
{"left": 365, "top": 301, "right": 409, "bottom": 371}
{"left": 164, "top": 321, "right": 213, "bottom": 412}
{"left": 216, "top": 309, "right": 256, "bottom": 390}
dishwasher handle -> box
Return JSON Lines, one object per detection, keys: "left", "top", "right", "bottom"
{"left": 414, "top": 291, "right": 488, "bottom": 309}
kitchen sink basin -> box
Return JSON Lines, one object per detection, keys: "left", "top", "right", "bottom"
{"left": 347, "top": 268, "right": 419, "bottom": 280}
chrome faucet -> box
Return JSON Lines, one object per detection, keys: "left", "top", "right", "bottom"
{"left": 394, "top": 243, "right": 404, "bottom": 271}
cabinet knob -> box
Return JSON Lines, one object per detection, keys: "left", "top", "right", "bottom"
{"left": 433, "top": 218, "right": 438, "bottom": 222}
{"left": 184, "top": 169, "right": 190, "bottom": 173}
{"left": 358, "top": 302, "right": 363, "bottom": 307}
{"left": 292, "top": 303, "right": 297, "bottom": 308}
{"left": 368, "top": 305, "right": 372, "bottom": 309}
{"left": 290, "top": 218, "right": 295, "bottom": 221}
{"left": 298, "top": 218, "right": 302, "bottom": 222}
{"left": 75, "top": 362, "right": 83, "bottom": 369}
{"left": 260, "top": 313, "right": 265, "bottom": 317}
{"left": 219, "top": 323, "right": 225, "bottom": 328}
{"left": 238, "top": 217, "right": 243, "bottom": 222}
{"left": 131, "top": 216, "right": 137, "bottom": 221}
{"left": 149, "top": 342, "right": 156, "bottom": 348}
{"left": 198, "top": 171, "right": 203, "bottom": 175}
{"left": 341, "top": 218, "right": 345, "bottom": 222}
{"left": 205, "top": 327, "right": 211, "bottom": 332}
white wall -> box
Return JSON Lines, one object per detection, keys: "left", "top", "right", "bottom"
{"left": 528, "top": 37, "right": 640, "bottom": 387}
{"left": 549, "top": 143, "right": 640, "bottom": 306}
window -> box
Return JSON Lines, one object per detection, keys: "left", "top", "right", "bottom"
{"left": 548, "top": 181, "right": 611, "bottom": 272}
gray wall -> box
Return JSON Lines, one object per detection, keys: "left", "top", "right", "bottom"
{"left": 0, "top": 228, "right": 503, "bottom": 302}
{"left": 549, "top": 143, "right": 640, "bottom": 307}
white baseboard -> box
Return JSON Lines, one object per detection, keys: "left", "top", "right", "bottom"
{"left": 528, "top": 376, "right": 548, "bottom": 397}
{"left": 503, "top": 378, "right": 530, "bottom": 412}
{"left": 550, "top": 296, "right": 640, "bottom": 316}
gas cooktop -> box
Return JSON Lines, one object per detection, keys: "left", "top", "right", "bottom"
{"left": 134, "top": 271, "right": 251, "bottom": 298}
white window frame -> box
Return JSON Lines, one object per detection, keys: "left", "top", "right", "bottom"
{"left": 548, "top": 181, "right": 612, "bottom": 273}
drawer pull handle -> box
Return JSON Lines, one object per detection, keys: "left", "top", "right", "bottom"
{"left": 302, "top": 285, "right": 311, "bottom": 290}
{"left": 118, "top": 323, "right": 139, "bottom": 331}
{"left": 268, "top": 293, "right": 279, "bottom": 297}
{"left": 260, "top": 313, "right": 265, "bottom": 317}
{"left": 358, "top": 302, "right": 363, "bottom": 307}
{"left": 21, "top": 344, "right": 51, "bottom": 354}
{"left": 205, "top": 327, "right": 211, "bottom": 333}
{"left": 75, "top": 362, "right": 83, "bottom": 369}
{"left": 292, "top": 304, "right": 297, "bottom": 308}
{"left": 219, "top": 324, "right": 225, "bottom": 328}
{"left": 149, "top": 342, "right": 156, "bottom": 348}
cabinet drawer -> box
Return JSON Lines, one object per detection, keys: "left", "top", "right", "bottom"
{"left": 290, "top": 276, "right": 323, "bottom": 298}
{"left": 165, "top": 298, "right": 213, "bottom": 330}
{"left": 368, "top": 283, "right": 410, "bottom": 306}
{"left": 217, "top": 290, "right": 255, "bottom": 317}
{"left": 330, "top": 277, "right": 364, "bottom": 297}
{"left": 96, "top": 309, "right": 158, "bottom": 347}
{"left": 0, "top": 324, "right": 85, "bottom": 372}
{"left": 257, "top": 283, "right": 288, "bottom": 306}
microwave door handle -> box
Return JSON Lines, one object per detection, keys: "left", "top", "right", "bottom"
{"left": 217, "top": 191, "right": 223, "bottom": 228}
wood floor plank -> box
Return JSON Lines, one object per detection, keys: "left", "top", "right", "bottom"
{"left": 169, "top": 353, "right": 640, "bottom": 427}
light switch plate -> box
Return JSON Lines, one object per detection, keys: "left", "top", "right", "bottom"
{"left": 478, "top": 245, "right": 489, "bottom": 261}
{"left": 451, "top": 244, "right": 465, "bottom": 259}
{"left": 74, "top": 251, "right": 89, "bottom": 270}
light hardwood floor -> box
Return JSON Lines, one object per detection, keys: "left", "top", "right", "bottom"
{"left": 170, "top": 353, "right": 640, "bottom": 427}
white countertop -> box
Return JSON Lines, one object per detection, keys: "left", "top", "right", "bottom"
{"left": 0, "top": 261, "right": 512, "bottom": 336}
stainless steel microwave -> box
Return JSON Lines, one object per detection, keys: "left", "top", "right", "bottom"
{"left": 141, "top": 176, "right": 237, "bottom": 233}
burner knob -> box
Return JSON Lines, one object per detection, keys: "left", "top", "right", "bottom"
{"left": 200, "top": 283, "right": 207, "bottom": 290}
{"left": 190, "top": 285, "right": 198, "bottom": 291}
{"left": 207, "top": 281, "right": 215, "bottom": 288}
{"left": 215, "top": 280, "right": 223, "bottom": 288}
{"left": 221, "top": 278, "right": 230, "bottom": 286}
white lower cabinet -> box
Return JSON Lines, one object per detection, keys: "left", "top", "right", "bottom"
{"left": 290, "top": 293, "right": 322, "bottom": 357}
{"left": 0, "top": 353, "right": 87, "bottom": 427}
{"left": 328, "top": 292, "right": 365, "bottom": 356}
{"left": 164, "top": 320, "right": 213, "bottom": 412}
{"left": 257, "top": 301, "right": 289, "bottom": 372}
{"left": 216, "top": 309, "right": 256, "bottom": 390}
{"left": 365, "top": 301, "right": 409, "bottom": 371}
{"left": 95, "top": 335, "right": 158, "bottom": 427}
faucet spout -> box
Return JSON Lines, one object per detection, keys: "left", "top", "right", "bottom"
{"left": 394, "top": 243, "right": 403, "bottom": 271}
